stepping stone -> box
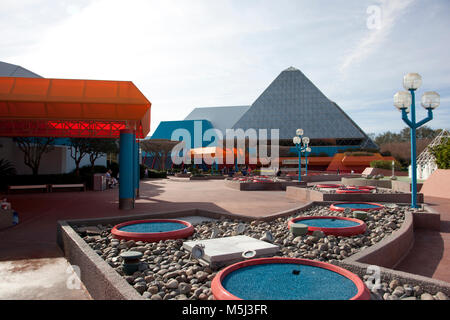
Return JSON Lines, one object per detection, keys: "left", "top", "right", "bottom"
{"left": 290, "top": 223, "right": 308, "bottom": 236}
{"left": 120, "top": 251, "right": 143, "bottom": 261}
{"left": 353, "top": 211, "right": 368, "bottom": 221}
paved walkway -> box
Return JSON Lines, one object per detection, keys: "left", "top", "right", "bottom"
{"left": 2, "top": 177, "right": 448, "bottom": 299}
{"left": 395, "top": 196, "right": 450, "bottom": 283}
{"left": 0, "top": 178, "right": 305, "bottom": 299}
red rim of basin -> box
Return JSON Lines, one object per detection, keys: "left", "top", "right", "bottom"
{"left": 211, "top": 257, "right": 371, "bottom": 300}
{"left": 336, "top": 188, "right": 371, "bottom": 194}
{"left": 358, "top": 186, "right": 376, "bottom": 190}
{"left": 287, "top": 215, "right": 366, "bottom": 236}
{"left": 330, "top": 202, "right": 384, "bottom": 212}
{"left": 316, "top": 184, "right": 342, "bottom": 188}
{"left": 111, "top": 219, "right": 194, "bottom": 242}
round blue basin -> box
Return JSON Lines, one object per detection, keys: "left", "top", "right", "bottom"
{"left": 296, "top": 218, "right": 359, "bottom": 228}
{"left": 221, "top": 263, "right": 358, "bottom": 300}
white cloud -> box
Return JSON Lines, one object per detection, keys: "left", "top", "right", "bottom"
{"left": 339, "top": 0, "right": 416, "bottom": 75}
{"left": 1, "top": 0, "right": 448, "bottom": 136}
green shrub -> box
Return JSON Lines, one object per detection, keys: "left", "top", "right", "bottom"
{"left": 430, "top": 138, "right": 450, "bottom": 169}
{"left": 147, "top": 169, "right": 167, "bottom": 178}
{"left": 370, "top": 160, "right": 401, "bottom": 171}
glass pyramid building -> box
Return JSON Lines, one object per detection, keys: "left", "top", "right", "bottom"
{"left": 152, "top": 66, "right": 377, "bottom": 156}
{"left": 232, "top": 67, "right": 376, "bottom": 149}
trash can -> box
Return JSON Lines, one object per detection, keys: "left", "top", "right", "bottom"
{"left": 93, "top": 173, "right": 106, "bottom": 191}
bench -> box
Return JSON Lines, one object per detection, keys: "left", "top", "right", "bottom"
{"left": 49, "top": 184, "right": 86, "bottom": 192}
{"left": 7, "top": 184, "right": 48, "bottom": 194}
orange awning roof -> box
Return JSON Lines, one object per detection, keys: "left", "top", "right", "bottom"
{"left": 0, "top": 77, "right": 151, "bottom": 138}
{"left": 189, "top": 146, "right": 245, "bottom": 158}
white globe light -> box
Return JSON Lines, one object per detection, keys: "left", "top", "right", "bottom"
{"left": 394, "top": 91, "right": 412, "bottom": 110}
{"left": 421, "top": 91, "right": 440, "bottom": 109}
{"left": 293, "top": 136, "right": 301, "bottom": 145}
{"left": 403, "top": 73, "right": 422, "bottom": 90}
{"left": 296, "top": 128, "right": 304, "bottom": 136}
{"left": 306, "top": 147, "right": 312, "bottom": 153}
{"left": 302, "top": 137, "right": 310, "bottom": 145}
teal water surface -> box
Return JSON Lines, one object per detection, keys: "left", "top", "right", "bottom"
{"left": 295, "top": 218, "right": 359, "bottom": 228}
{"left": 118, "top": 222, "right": 186, "bottom": 233}
{"left": 334, "top": 203, "right": 381, "bottom": 209}
{"left": 222, "top": 263, "right": 358, "bottom": 300}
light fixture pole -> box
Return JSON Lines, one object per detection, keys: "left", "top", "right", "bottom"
{"left": 304, "top": 146, "right": 312, "bottom": 176}
{"left": 394, "top": 73, "right": 440, "bottom": 208}
{"left": 293, "top": 129, "right": 310, "bottom": 182}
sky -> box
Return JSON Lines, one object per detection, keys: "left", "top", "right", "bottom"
{"left": 1, "top": 0, "right": 449, "bottom": 137}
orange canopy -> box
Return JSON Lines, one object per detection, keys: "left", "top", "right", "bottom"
{"left": 0, "top": 77, "right": 151, "bottom": 138}
{"left": 189, "top": 146, "right": 245, "bottom": 159}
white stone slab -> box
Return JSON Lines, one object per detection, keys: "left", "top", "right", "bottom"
{"left": 183, "top": 235, "right": 279, "bottom": 269}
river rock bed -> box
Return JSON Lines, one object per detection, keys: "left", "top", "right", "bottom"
{"left": 75, "top": 204, "right": 445, "bottom": 300}
{"left": 309, "top": 186, "right": 403, "bottom": 194}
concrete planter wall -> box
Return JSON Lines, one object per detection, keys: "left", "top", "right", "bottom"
{"left": 190, "top": 175, "right": 226, "bottom": 180}
{"left": 392, "top": 180, "right": 423, "bottom": 193}
{"left": 57, "top": 221, "right": 144, "bottom": 300}
{"left": 57, "top": 203, "right": 447, "bottom": 300}
{"left": 286, "top": 187, "right": 424, "bottom": 203}
{"left": 362, "top": 167, "right": 408, "bottom": 177}
{"left": 285, "top": 174, "right": 361, "bottom": 182}
{"left": 341, "top": 177, "right": 392, "bottom": 189}
{"left": 225, "top": 179, "right": 306, "bottom": 191}
{"left": 344, "top": 212, "right": 414, "bottom": 268}
{"left": 174, "top": 173, "right": 191, "bottom": 178}
{"left": 342, "top": 177, "right": 423, "bottom": 193}
{"left": 335, "top": 260, "right": 450, "bottom": 297}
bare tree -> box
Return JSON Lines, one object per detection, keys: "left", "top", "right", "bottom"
{"left": 140, "top": 139, "right": 180, "bottom": 170}
{"left": 69, "top": 138, "right": 91, "bottom": 176}
{"left": 13, "top": 137, "right": 55, "bottom": 175}
{"left": 87, "top": 138, "right": 119, "bottom": 171}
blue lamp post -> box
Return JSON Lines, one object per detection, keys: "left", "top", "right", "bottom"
{"left": 303, "top": 146, "right": 312, "bottom": 177}
{"left": 394, "top": 73, "right": 440, "bottom": 208}
{"left": 293, "top": 129, "right": 310, "bottom": 182}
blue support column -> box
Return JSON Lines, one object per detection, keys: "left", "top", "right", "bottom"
{"left": 297, "top": 145, "right": 302, "bottom": 182}
{"left": 119, "top": 129, "right": 135, "bottom": 210}
{"left": 135, "top": 139, "right": 140, "bottom": 198}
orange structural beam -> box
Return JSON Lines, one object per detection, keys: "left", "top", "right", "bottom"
{"left": 0, "top": 77, "right": 151, "bottom": 138}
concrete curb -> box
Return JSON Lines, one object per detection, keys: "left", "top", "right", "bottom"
{"left": 333, "top": 260, "right": 450, "bottom": 297}
{"left": 343, "top": 212, "right": 415, "bottom": 269}
{"left": 286, "top": 186, "right": 424, "bottom": 203}
{"left": 224, "top": 179, "right": 306, "bottom": 191}
{"left": 57, "top": 221, "right": 144, "bottom": 300}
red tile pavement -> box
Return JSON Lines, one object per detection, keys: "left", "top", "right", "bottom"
{"left": 0, "top": 178, "right": 305, "bottom": 261}
{"left": 0, "top": 178, "right": 306, "bottom": 299}
{"left": 395, "top": 196, "right": 450, "bottom": 283}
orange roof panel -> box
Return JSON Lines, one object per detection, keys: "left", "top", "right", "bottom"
{"left": 0, "top": 77, "right": 151, "bottom": 138}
